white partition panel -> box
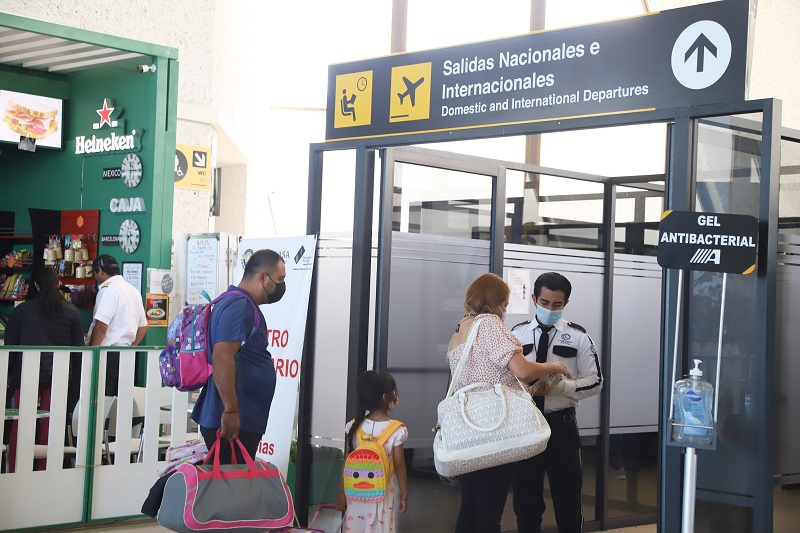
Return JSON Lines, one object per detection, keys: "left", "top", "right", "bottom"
{"left": 505, "top": 243, "right": 605, "bottom": 434}
{"left": 90, "top": 347, "right": 192, "bottom": 520}
{"left": 309, "top": 235, "right": 377, "bottom": 450}
{"left": 0, "top": 348, "right": 92, "bottom": 530}
{"left": 386, "top": 233, "right": 491, "bottom": 448}
{"left": 609, "top": 254, "right": 662, "bottom": 434}
{"left": 776, "top": 237, "right": 800, "bottom": 479}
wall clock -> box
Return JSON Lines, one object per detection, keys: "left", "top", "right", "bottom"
{"left": 119, "top": 219, "right": 140, "bottom": 254}
{"left": 121, "top": 153, "right": 143, "bottom": 188}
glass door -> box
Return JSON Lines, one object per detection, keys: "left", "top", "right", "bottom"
{"left": 379, "top": 147, "right": 498, "bottom": 532}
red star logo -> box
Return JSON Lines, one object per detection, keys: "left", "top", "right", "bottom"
{"left": 96, "top": 99, "right": 114, "bottom": 128}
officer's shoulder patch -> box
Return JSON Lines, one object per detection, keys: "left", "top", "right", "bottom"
{"left": 511, "top": 320, "right": 531, "bottom": 331}
{"left": 567, "top": 321, "right": 586, "bottom": 333}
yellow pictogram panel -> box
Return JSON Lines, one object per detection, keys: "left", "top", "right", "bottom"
{"left": 390, "top": 62, "right": 432, "bottom": 123}
{"left": 334, "top": 70, "right": 373, "bottom": 129}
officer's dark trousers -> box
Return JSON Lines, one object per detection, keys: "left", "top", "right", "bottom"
{"left": 454, "top": 461, "right": 516, "bottom": 533}
{"left": 512, "top": 407, "right": 583, "bottom": 533}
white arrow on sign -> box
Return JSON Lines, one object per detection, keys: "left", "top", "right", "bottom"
{"left": 193, "top": 151, "right": 207, "bottom": 168}
{"left": 671, "top": 20, "right": 731, "bottom": 90}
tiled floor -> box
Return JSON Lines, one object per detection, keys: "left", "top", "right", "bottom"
{"left": 51, "top": 518, "right": 656, "bottom": 533}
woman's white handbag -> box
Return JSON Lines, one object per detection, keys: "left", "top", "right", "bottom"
{"left": 433, "top": 319, "right": 551, "bottom": 478}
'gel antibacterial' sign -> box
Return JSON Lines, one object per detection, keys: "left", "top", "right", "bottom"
{"left": 657, "top": 210, "right": 758, "bottom": 274}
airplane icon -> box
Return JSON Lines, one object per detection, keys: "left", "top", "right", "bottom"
{"left": 397, "top": 76, "right": 425, "bottom": 106}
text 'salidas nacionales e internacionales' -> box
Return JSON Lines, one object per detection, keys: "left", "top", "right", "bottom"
{"left": 440, "top": 40, "right": 648, "bottom": 117}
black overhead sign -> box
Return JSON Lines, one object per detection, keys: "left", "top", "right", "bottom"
{"left": 657, "top": 210, "right": 758, "bottom": 274}
{"left": 325, "top": 0, "right": 748, "bottom": 141}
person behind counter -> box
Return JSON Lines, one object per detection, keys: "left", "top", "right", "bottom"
{"left": 5, "top": 267, "right": 85, "bottom": 472}
{"left": 87, "top": 254, "right": 147, "bottom": 395}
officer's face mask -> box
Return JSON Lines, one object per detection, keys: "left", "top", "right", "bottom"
{"left": 535, "top": 303, "right": 562, "bottom": 326}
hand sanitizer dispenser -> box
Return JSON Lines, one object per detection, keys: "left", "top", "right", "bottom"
{"left": 672, "top": 359, "right": 714, "bottom": 446}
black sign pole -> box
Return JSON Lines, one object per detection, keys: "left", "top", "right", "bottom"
{"left": 681, "top": 271, "right": 727, "bottom": 533}
{"left": 668, "top": 269, "right": 684, "bottom": 424}
{"left": 658, "top": 210, "right": 759, "bottom": 533}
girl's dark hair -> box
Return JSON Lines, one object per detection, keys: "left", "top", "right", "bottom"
{"left": 35, "top": 268, "right": 66, "bottom": 318}
{"left": 346, "top": 370, "right": 398, "bottom": 453}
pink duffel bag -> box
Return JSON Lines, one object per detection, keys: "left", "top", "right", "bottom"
{"left": 158, "top": 436, "right": 294, "bottom": 532}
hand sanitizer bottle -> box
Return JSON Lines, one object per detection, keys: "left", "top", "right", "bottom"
{"left": 672, "top": 359, "right": 714, "bottom": 446}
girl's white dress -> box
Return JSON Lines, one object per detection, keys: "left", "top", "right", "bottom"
{"left": 343, "top": 418, "right": 408, "bottom": 533}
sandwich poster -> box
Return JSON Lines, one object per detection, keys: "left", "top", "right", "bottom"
{"left": 0, "top": 90, "right": 63, "bottom": 149}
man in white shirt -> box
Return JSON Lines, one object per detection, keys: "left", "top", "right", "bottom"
{"left": 88, "top": 254, "right": 147, "bottom": 394}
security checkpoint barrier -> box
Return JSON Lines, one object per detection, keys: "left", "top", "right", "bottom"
{"left": 0, "top": 346, "right": 196, "bottom": 531}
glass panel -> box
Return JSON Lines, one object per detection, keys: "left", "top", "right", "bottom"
{"left": 389, "top": 158, "right": 494, "bottom": 532}
{"left": 609, "top": 263, "right": 661, "bottom": 520}
{"left": 779, "top": 138, "right": 800, "bottom": 238}
{"left": 392, "top": 162, "right": 493, "bottom": 239}
{"left": 505, "top": 169, "right": 605, "bottom": 249}
{"left": 541, "top": 123, "right": 668, "bottom": 176}
{"left": 775, "top": 137, "right": 800, "bottom": 532}
{"left": 690, "top": 113, "right": 763, "bottom": 530}
{"left": 421, "top": 136, "right": 527, "bottom": 162}
{"left": 610, "top": 177, "right": 663, "bottom": 519}
{"left": 615, "top": 183, "right": 664, "bottom": 256}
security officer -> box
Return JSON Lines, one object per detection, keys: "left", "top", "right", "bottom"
{"left": 511, "top": 272, "right": 602, "bottom": 533}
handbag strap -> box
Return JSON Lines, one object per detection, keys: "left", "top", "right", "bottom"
{"left": 446, "top": 318, "right": 483, "bottom": 398}
{"left": 446, "top": 317, "right": 531, "bottom": 398}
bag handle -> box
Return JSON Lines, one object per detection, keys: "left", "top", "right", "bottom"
{"left": 445, "top": 318, "right": 483, "bottom": 399}
{"left": 206, "top": 431, "right": 261, "bottom": 476}
{"left": 458, "top": 383, "right": 508, "bottom": 432}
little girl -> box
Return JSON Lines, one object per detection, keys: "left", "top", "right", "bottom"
{"left": 336, "top": 370, "right": 409, "bottom": 533}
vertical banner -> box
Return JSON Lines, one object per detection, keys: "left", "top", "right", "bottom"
{"left": 235, "top": 235, "right": 317, "bottom": 475}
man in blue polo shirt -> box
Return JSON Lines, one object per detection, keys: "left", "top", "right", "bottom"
{"left": 191, "top": 249, "right": 287, "bottom": 463}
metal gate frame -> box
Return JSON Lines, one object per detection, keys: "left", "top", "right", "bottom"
{"left": 298, "top": 97, "right": 782, "bottom": 532}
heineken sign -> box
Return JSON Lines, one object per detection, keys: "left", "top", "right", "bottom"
{"left": 657, "top": 210, "right": 758, "bottom": 274}
{"left": 326, "top": 0, "right": 747, "bottom": 141}
{"left": 74, "top": 98, "right": 143, "bottom": 155}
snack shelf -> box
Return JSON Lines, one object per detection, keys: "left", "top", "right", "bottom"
{"left": 0, "top": 297, "right": 25, "bottom": 302}
{"left": 60, "top": 277, "right": 95, "bottom": 285}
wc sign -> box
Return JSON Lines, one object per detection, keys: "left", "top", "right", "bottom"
{"left": 657, "top": 210, "right": 758, "bottom": 274}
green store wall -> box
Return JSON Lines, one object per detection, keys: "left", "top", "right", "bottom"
{"left": 0, "top": 61, "right": 176, "bottom": 347}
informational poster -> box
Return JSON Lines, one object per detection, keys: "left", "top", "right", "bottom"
{"left": 147, "top": 268, "right": 176, "bottom": 297}
{"left": 145, "top": 293, "right": 168, "bottom": 325}
{"left": 175, "top": 144, "right": 211, "bottom": 190}
{"left": 234, "top": 235, "right": 318, "bottom": 476}
{"left": 0, "top": 90, "right": 64, "bottom": 149}
{"left": 121, "top": 261, "right": 143, "bottom": 294}
{"left": 186, "top": 235, "right": 218, "bottom": 304}
{"left": 507, "top": 268, "right": 531, "bottom": 315}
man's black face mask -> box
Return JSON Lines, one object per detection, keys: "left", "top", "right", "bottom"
{"left": 268, "top": 281, "right": 286, "bottom": 304}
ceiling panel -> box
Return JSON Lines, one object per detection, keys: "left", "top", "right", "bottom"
{"left": 0, "top": 25, "right": 148, "bottom": 74}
